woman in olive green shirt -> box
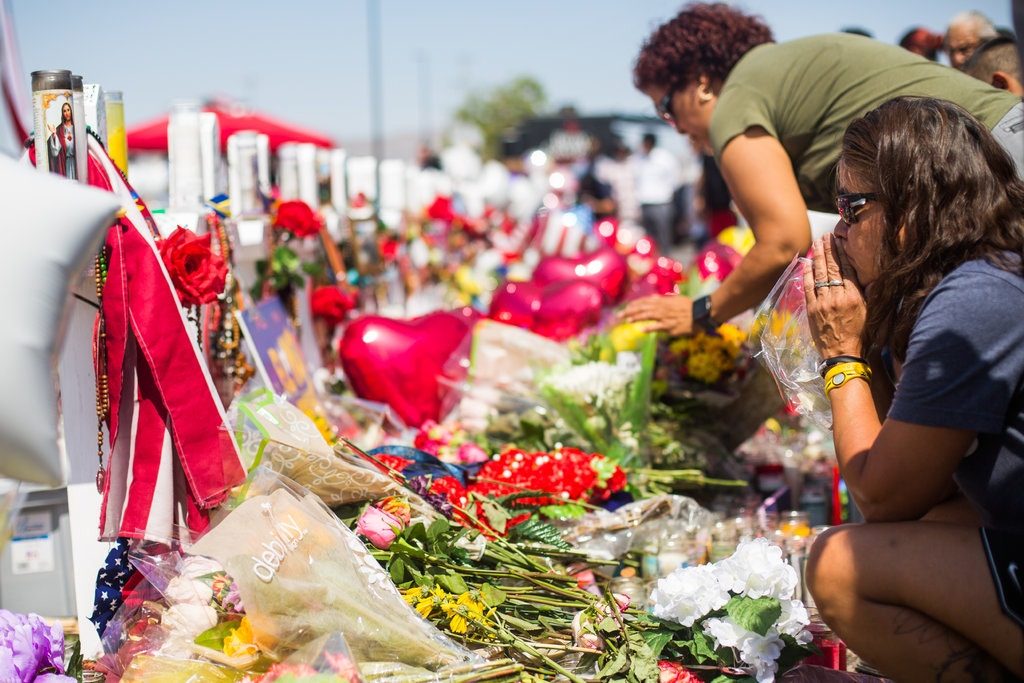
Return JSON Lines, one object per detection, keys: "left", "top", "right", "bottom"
{"left": 620, "top": 3, "right": 1022, "bottom": 335}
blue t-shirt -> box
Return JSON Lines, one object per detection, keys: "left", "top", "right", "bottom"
{"left": 888, "top": 257, "right": 1024, "bottom": 533}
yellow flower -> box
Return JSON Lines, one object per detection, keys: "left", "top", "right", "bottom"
{"left": 717, "top": 323, "right": 747, "bottom": 356}
{"left": 439, "top": 591, "right": 492, "bottom": 636}
{"left": 222, "top": 616, "right": 259, "bottom": 659}
{"left": 668, "top": 338, "right": 691, "bottom": 356}
{"left": 687, "top": 352, "right": 724, "bottom": 385}
{"left": 609, "top": 321, "right": 649, "bottom": 352}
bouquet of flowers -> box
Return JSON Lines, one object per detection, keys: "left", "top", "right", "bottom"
{"left": 538, "top": 324, "right": 658, "bottom": 467}
{"left": 187, "top": 467, "right": 477, "bottom": 671}
{"left": 650, "top": 538, "right": 815, "bottom": 682}
{"left": 413, "top": 420, "right": 488, "bottom": 466}
{"left": 663, "top": 323, "right": 750, "bottom": 392}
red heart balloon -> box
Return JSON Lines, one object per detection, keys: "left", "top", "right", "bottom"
{"left": 339, "top": 309, "right": 479, "bottom": 428}
{"left": 532, "top": 280, "right": 605, "bottom": 340}
{"left": 697, "top": 242, "right": 742, "bottom": 282}
{"left": 489, "top": 279, "right": 604, "bottom": 340}
{"left": 489, "top": 281, "right": 543, "bottom": 329}
{"left": 533, "top": 245, "right": 628, "bottom": 302}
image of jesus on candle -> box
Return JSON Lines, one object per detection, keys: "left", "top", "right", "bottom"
{"left": 46, "top": 101, "right": 77, "bottom": 180}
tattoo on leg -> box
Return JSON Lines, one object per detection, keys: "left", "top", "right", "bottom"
{"left": 892, "top": 608, "right": 945, "bottom": 645}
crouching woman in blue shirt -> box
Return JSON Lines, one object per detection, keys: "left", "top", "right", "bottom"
{"left": 804, "top": 96, "right": 1024, "bottom": 681}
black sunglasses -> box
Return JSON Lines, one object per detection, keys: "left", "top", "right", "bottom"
{"left": 836, "top": 192, "right": 878, "bottom": 224}
{"left": 656, "top": 89, "right": 676, "bottom": 123}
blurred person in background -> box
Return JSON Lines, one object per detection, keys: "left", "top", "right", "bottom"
{"left": 899, "top": 26, "right": 944, "bottom": 61}
{"left": 945, "top": 10, "right": 998, "bottom": 69}
{"left": 633, "top": 132, "right": 681, "bottom": 251}
{"left": 964, "top": 35, "right": 1024, "bottom": 95}
{"left": 620, "top": 2, "right": 1023, "bottom": 337}
{"left": 595, "top": 137, "right": 640, "bottom": 225}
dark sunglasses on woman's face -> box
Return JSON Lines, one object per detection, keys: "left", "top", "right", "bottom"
{"left": 836, "top": 192, "right": 877, "bottom": 224}
{"left": 657, "top": 90, "right": 676, "bottom": 124}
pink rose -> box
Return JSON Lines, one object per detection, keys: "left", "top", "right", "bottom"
{"left": 572, "top": 611, "right": 604, "bottom": 651}
{"left": 356, "top": 505, "right": 404, "bottom": 550}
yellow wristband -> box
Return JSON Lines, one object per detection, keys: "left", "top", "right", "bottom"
{"left": 824, "top": 361, "right": 871, "bottom": 399}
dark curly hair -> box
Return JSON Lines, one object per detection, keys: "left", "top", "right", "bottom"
{"left": 633, "top": 3, "right": 774, "bottom": 93}
{"left": 841, "top": 97, "right": 1024, "bottom": 360}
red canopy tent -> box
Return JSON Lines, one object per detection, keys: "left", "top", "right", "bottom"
{"left": 126, "top": 100, "right": 335, "bottom": 153}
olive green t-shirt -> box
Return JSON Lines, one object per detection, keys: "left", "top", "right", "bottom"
{"left": 710, "top": 33, "right": 1021, "bottom": 212}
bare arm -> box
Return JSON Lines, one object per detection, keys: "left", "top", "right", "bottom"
{"left": 711, "top": 127, "right": 813, "bottom": 321}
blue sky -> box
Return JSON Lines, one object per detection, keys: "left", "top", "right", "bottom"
{"left": 2, "top": 0, "right": 1012, "bottom": 154}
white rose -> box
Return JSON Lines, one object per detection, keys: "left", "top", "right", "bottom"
{"left": 164, "top": 575, "right": 213, "bottom": 606}
{"left": 177, "top": 555, "right": 224, "bottom": 579}
{"left": 651, "top": 564, "right": 730, "bottom": 627}
{"left": 715, "top": 538, "right": 797, "bottom": 600}
{"left": 777, "top": 599, "right": 812, "bottom": 645}
{"left": 702, "top": 616, "right": 747, "bottom": 649}
{"left": 162, "top": 603, "right": 218, "bottom": 638}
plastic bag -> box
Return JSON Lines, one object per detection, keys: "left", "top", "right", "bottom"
{"left": 187, "top": 467, "right": 476, "bottom": 670}
{"left": 233, "top": 390, "right": 434, "bottom": 516}
{"left": 120, "top": 655, "right": 246, "bottom": 682}
{"left": 753, "top": 256, "right": 831, "bottom": 430}
{"left": 560, "top": 494, "right": 713, "bottom": 560}
{"left": 261, "top": 632, "right": 363, "bottom": 682}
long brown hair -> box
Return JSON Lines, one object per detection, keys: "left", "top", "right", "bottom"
{"left": 841, "top": 97, "right": 1024, "bottom": 360}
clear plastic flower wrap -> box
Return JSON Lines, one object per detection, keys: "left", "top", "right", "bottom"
{"left": 120, "top": 655, "right": 247, "bottom": 682}
{"left": 260, "top": 632, "right": 363, "bottom": 682}
{"left": 186, "top": 467, "right": 478, "bottom": 671}
{"left": 231, "top": 390, "right": 436, "bottom": 518}
{"left": 559, "top": 494, "right": 713, "bottom": 560}
{"left": 753, "top": 257, "right": 831, "bottom": 430}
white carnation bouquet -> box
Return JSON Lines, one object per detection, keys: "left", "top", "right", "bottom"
{"left": 651, "top": 538, "right": 815, "bottom": 683}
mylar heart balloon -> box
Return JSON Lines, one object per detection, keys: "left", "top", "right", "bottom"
{"left": 339, "top": 309, "right": 479, "bottom": 428}
{"left": 624, "top": 256, "right": 684, "bottom": 301}
{"left": 532, "top": 280, "right": 605, "bottom": 340}
{"left": 533, "top": 245, "right": 628, "bottom": 302}
{"left": 488, "top": 280, "right": 604, "bottom": 340}
{"left": 696, "top": 242, "right": 742, "bottom": 282}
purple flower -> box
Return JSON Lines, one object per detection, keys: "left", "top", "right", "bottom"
{"left": 0, "top": 609, "right": 73, "bottom": 682}
{"left": 223, "top": 581, "right": 245, "bottom": 614}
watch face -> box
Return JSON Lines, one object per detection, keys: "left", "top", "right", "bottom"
{"left": 832, "top": 372, "right": 847, "bottom": 386}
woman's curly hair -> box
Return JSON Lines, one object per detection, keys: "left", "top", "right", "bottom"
{"left": 633, "top": 3, "right": 774, "bottom": 93}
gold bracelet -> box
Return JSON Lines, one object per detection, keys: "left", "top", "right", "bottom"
{"left": 824, "top": 361, "right": 871, "bottom": 399}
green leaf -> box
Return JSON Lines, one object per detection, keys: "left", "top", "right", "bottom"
{"left": 776, "top": 633, "right": 818, "bottom": 674}
{"left": 437, "top": 573, "right": 469, "bottom": 595}
{"left": 301, "top": 261, "right": 324, "bottom": 277}
{"left": 691, "top": 625, "right": 718, "bottom": 663}
{"left": 500, "top": 612, "right": 545, "bottom": 633}
{"left": 194, "top": 619, "right": 241, "bottom": 650}
{"left": 403, "top": 522, "right": 428, "bottom": 546}
{"left": 389, "top": 557, "right": 406, "bottom": 584}
{"left": 480, "top": 498, "right": 510, "bottom": 534}
{"left": 725, "top": 595, "right": 782, "bottom": 637}
{"left": 426, "top": 517, "right": 451, "bottom": 541}
{"left": 508, "top": 518, "right": 572, "bottom": 550}
{"left": 595, "top": 648, "right": 629, "bottom": 678}
{"left": 598, "top": 616, "right": 620, "bottom": 634}
{"left": 480, "top": 583, "right": 507, "bottom": 608}
{"left": 538, "top": 503, "right": 587, "bottom": 520}
{"left": 641, "top": 630, "right": 673, "bottom": 659}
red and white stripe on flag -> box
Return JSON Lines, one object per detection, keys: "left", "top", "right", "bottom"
{"left": 81, "top": 137, "right": 246, "bottom": 543}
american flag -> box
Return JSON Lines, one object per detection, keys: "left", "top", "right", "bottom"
{"left": 86, "top": 137, "right": 246, "bottom": 543}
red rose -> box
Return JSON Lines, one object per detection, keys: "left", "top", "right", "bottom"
{"left": 310, "top": 286, "right": 358, "bottom": 328}
{"left": 658, "top": 661, "right": 702, "bottom": 683}
{"left": 158, "top": 227, "right": 227, "bottom": 307}
{"left": 273, "top": 200, "right": 322, "bottom": 238}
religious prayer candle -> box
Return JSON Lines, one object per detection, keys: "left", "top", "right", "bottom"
{"left": 277, "top": 143, "right": 300, "bottom": 201}
{"left": 198, "top": 112, "right": 221, "bottom": 204}
{"left": 104, "top": 90, "right": 128, "bottom": 176}
{"left": 168, "top": 101, "right": 204, "bottom": 210}
{"left": 70, "top": 75, "right": 88, "bottom": 182}
{"left": 31, "top": 70, "right": 79, "bottom": 181}
{"left": 296, "top": 142, "right": 319, "bottom": 209}
{"left": 83, "top": 83, "right": 106, "bottom": 145}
